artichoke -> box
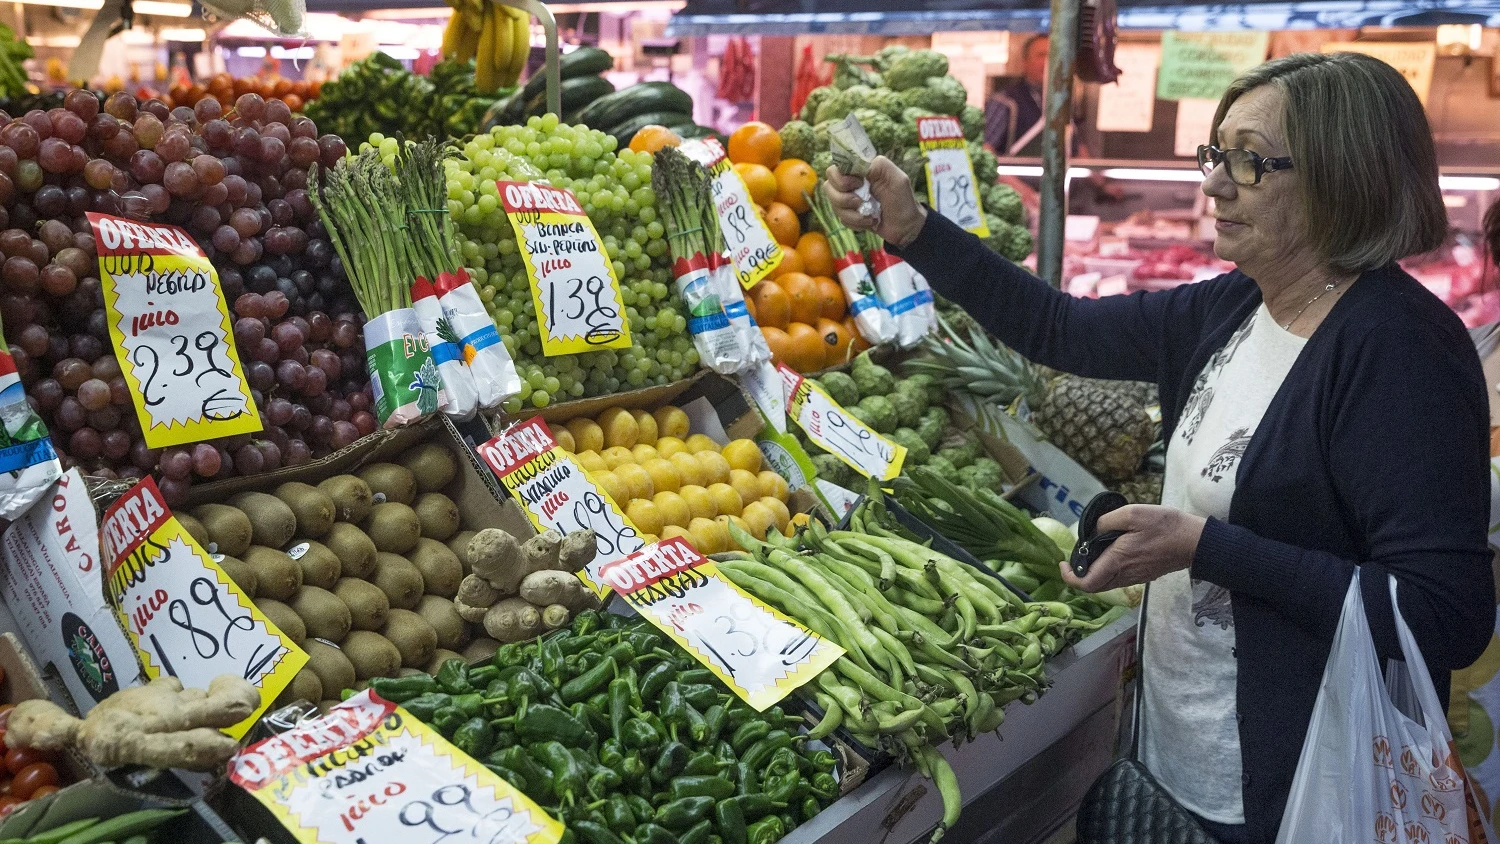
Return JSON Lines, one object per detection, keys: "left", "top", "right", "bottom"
{"left": 925, "top": 454, "right": 957, "bottom": 478}
{"left": 920, "top": 404, "right": 950, "bottom": 432}
{"left": 899, "top": 75, "right": 967, "bottom": 116}
{"left": 903, "top": 373, "right": 942, "bottom": 406}
{"left": 779, "top": 120, "right": 816, "bottom": 163}
{"left": 867, "top": 87, "right": 905, "bottom": 120}
{"left": 984, "top": 183, "right": 1025, "bottom": 225}
{"left": 916, "top": 416, "right": 946, "bottom": 450}
{"left": 1006, "top": 226, "right": 1035, "bottom": 262}
{"left": 812, "top": 150, "right": 833, "bottom": 176}
{"left": 968, "top": 142, "right": 998, "bottom": 184}
{"left": 851, "top": 109, "right": 898, "bottom": 153}
{"left": 800, "top": 86, "right": 836, "bottom": 122}
{"left": 812, "top": 453, "right": 855, "bottom": 488}
{"left": 852, "top": 351, "right": 896, "bottom": 398}
{"left": 871, "top": 45, "right": 911, "bottom": 72}
{"left": 856, "top": 395, "right": 899, "bottom": 434}
{"left": 829, "top": 54, "right": 882, "bottom": 90}
{"left": 961, "top": 105, "right": 985, "bottom": 142}
{"left": 889, "top": 388, "right": 926, "bottom": 429}
{"left": 893, "top": 118, "right": 919, "bottom": 153}
{"left": 891, "top": 428, "right": 931, "bottom": 465}
{"left": 816, "top": 371, "right": 861, "bottom": 408}
{"left": 884, "top": 49, "right": 950, "bottom": 91}
{"left": 816, "top": 85, "right": 872, "bottom": 124}
{"left": 939, "top": 436, "right": 980, "bottom": 469}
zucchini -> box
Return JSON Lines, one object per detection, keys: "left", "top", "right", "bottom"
{"left": 606, "top": 110, "right": 692, "bottom": 146}
{"left": 485, "top": 88, "right": 528, "bottom": 129}
{"left": 525, "top": 74, "right": 615, "bottom": 118}
{"left": 517, "top": 46, "right": 614, "bottom": 104}
{"left": 573, "top": 82, "right": 695, "bottom": 134}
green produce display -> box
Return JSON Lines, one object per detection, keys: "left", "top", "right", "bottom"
{"left": 485, "top": 46, "right": 618, "bottom": 128}
{"left": 0, "top": 22, "right": 32, "bottom": 99}
{"left": 1, "top": 808, "right": 189, "bottom": 844}
{"left": 362, "top": 610, "right": 841, "bottom": 844}
{"left": 718, "top": 491, "right": 1116, "bottom": 842}
{"left": 426, "top": 59, "right": 514, "bottom": 140}
{"left": 304, "top": 53, "right": 435, "bottom": 141}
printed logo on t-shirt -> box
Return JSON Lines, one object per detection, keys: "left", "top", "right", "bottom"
{"left": 1201, "top": 428, "right": 1252, "bottom": 483}
{"left": 1180, "top": 312, "right": 1257, "bottom": 445}
{"left": 1191, "top": 579, "right": 1234, "bottom": 630}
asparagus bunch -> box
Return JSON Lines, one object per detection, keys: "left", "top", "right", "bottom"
{"left": 310, "top": 149, "right": 416, "bottom": 317}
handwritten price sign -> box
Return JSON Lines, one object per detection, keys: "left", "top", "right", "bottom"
{"left": 101, "top": 477, "right": 305, "bottom": 738}
{"left": 681, "top": 139, "right": 785, "bottom": 289}
{"left": 500, "top": 182, "right": 631, "bottom": 357}
{"left": 604, "top": 537, "right": 842, "bottom": 710}
{"left": 231, "top": 691, "right": 562, "bottom": 844}
{"left": 476, "top": 417, "right": 644, "bottom": 598}
{"left": 88, "top": 213, "right": 262, "bottom": 448}
{"left": 781, "top": 364, "right": 906, "bottom": 481}
{"left": 917, "top": 118, "right": 989, "bottom": 238}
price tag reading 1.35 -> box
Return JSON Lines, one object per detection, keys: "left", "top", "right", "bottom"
{"left": 681, "top": 139, "right": 785, "bottom": 289}
{"left": 500, "top": 182, "right": 632, "bottom": 357}
{"left": 88, "top": 213, "right": 262, "bottom": 449}
{"left": 602, "top": 537, "right": 843, "bottom": 710}
{"left": 101, "top": 477, "right": 306, "bottom": 738}
{"left": 230, "top": 691, "right": 562, "bottom": 844}
{"left": 476, "top": 416, "right": 644, "bottom": 598}
{"left": 917, "top": 117, "right": 989, "bottom": 238}
{"left": 780, "top": 363, "right": 906, "bottom": 481}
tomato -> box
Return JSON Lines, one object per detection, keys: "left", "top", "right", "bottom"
{"left": 28, "top": 785, "right": 58, "bottom": 800}
{"left": 12, "top": 763, "right": 58, "bottom": 800}
{"left": 4, "top": 747, "right": 47, "bottom": 775}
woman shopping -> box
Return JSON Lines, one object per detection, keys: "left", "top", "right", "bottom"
{"left": 823, "top": 51, "right": 1494, "bottom": 844}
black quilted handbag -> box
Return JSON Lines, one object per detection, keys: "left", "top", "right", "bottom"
{"left": 1073, "top": 493, "right": 1218, "bottom": 844}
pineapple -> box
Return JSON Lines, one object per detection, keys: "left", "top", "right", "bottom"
{"left": 1117, "top": 470, "right": 1164, "bottom": 505}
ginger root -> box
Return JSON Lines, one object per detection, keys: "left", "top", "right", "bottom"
{"left": 457, "top": 573, "right": 500, "bottom": 608}
{"left": 557, "top": 530, "right": 598, "bottom": 573}
{"left": 7, "top": 675, "right": 259, "bottom": 771}
{"left": 522, "top": 530, "right": 563, "bottom": 576}
{"left": 484, "top": 597, "right": 542, "bottom": 644}
{"left": 519, "top": 570, "right": 588, "bottom": 608}
{"left": 467, "top": 529, "right": 526, "bottom": 595}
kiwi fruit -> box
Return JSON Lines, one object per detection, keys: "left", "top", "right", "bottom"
{"left": 342, "top": 630, "right": 402, "bottom": 681}
{"left": 412, "top": 493, "right": 460, "bottom": 541}
{"left": 304, "top": 640, "right": 356, "bottom": 697}
{"left": 275, "top": 666, "right": 323, "bottom": 707}
{"left": 424, "top": 648, "right": 465, "bottom": 675}
{"left": 324, "top": 523, "right": 378, "bottom": 580}
{"left": 192, "top": 504, "right": 252, "bottom": 557}
{"left": 213, "top": 554, "right": 257, "bottom": 598}
{"left": 372, "top": 552, "right": 424, "bottom": 610}
{"left": 401, "top": 444, "right": 458, "bottom": 493}
{"left": 446, "top": 530, "right": 479, "bottom": 576}
{"left": 318, "top": 475, "right": 374, "bottom": 524}
{"left": 317, "top": 700, "right": 341, "bottom": 715}
{"left": 177, "top": 513, "right": 210, "bottom": 548}
{"left": 410, "top": 539, "right": 463, "bottom": 599}
{"left": 461, "top": 637, "right": 502, "bottom": 663}
{"left": 334, "top": 577, "right": 391, "bottom": 632}
{"left": 415, "top": 595, "right": 469, "bottom": 651}
{"left": 274, "top": 482, "right": 335, "bottom": 538}
{"left": 256, "top": 598, "right": 306, "bottom": 645}
{"left": 229, "top": 492, "right": 298, "bottom": 549}
{"left": 287, "top": 540, "right": 341, "bottom": 591}
{"left": 365, "top": 502, "right": 422, "bottom": 554}
{"left": 397, "top": 667, "right": 426, "bottom": 678}
{"left": 243, "top": 546, "right": 304, "bottom": 601}
{"left": 382, "top": 609, "right": 438, "bottom": 669}
{"left": 290, "top": 586, "right": 352, "bottom": 643}
{"left": 357, "top": 463, "right": 416, "bottom": 506}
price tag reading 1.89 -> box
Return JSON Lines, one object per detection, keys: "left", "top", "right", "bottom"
{"left": 916, "top": 117, "right": 989, "bottom": 238}
{"left": 781, "top": 364, "right": 906, "bottom": 482}
{"left": 499, "top": 181, "right": 632, "bottom": 357}
{"left": 88, "top": 213, "right": 262, "bottom": 448}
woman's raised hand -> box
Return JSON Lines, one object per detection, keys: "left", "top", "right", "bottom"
{"left": 822, "top": 156, "right": 928, "bottom": 248}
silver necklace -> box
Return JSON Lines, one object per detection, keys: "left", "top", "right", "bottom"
{"left": 1281, "top": 279, "right": 1344, "bottom": 330}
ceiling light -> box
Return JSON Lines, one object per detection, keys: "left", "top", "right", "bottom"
{"left": 1101, "top": 168, "right": 1205, "bottom": 182}
{"left": 1439, "top": 176, "right": 1500, "bottom": 191}
{"left": 134, "top": 1, "right": 194, "bottom": 15}
{"left": 160, "top": 26, "right": 206, "bottom": 40}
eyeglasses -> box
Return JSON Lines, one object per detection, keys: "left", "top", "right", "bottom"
{"left": 1196, "top": 145, "right": 1294, "bottom": 186}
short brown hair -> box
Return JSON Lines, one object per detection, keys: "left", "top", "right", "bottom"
{"left": 1212, "top": 52, "right": 1447, "bottom": 272}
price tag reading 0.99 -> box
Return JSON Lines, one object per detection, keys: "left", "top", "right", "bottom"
{"left": 88, "top": 213, "right": 262, "bottom": 449}
{"left": 781, "top": 364, "right": 906, "bottom": 482}
{"left": 916, "top": 118, "right": 989, "bottom": 237}
{"left": 499, "top": 182, "right": 632, "bottom": 357}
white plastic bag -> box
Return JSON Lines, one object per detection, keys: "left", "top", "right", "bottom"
{"left": 1276, "top": 572, "right": 1496, "bottom": 844}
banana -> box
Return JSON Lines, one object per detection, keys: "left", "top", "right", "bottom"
{"left": 491, "top": 2, "right": 514, "bottom": 89}
{"left": 441, "top": 11, "right": 464, "bottom": 59}
{"left": 456, "top": 12, "right": 481, "bottom": 62}
{"left": 475, "top": 3, "right": 498, "bottom": 93}
{"left": 503, "top": 6, "right": 529, "bottom": 87}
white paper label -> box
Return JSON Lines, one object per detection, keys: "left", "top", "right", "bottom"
{"left": 780, "top": 364, "right": 906, "bottom": 481}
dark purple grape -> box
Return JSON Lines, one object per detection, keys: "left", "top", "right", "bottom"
{"left": 276, "top": 359, "right": 306, "bottom": 392}
{"left": 246, "top": 360, "right": 275, "bottom": 392}
{"left": 54, "top": 396, "right": 85, "bottom": 431}
{"left": 51, "top": 111, "right": 86, "bottom": 144}
{"left": 233, "top": 316, "right": 266, "bottom": 348}
{"left": 141, "top": 99, "right": 169, "bottom": 121}
{"left": 102, "top": 430, "right": 131, "bottom": 461}
{"left": 169, "top": 106, "right": 196, "bottom": 127}
{"left": 139, "top": 183, "right": 169, "bottom": 214}
{"left": 191, "top": 442, "right": 221, "bottom": 477}
{"left": 65, "top": 186, "right": 88, "bottom": 217}
{"left": 189, "top": 204, "right": 221, "bottom": 233}
{"left": 308, "top": 414, "right": 332, "bottom": 444}
{"left": 289, "top": 403, "right": 311, "bottom": 430}
{"left": 211, "top": 224, "right": 241, "bottom": 254}
{"left": 201, "top": 118, "right": 232, "bottom": 150}
{"left": 257, "top": 136, "right": 285, "bottom": 164}
{"left": 200, "top": 181, "right": 229, "bottom": 207}
{"left": 21, "top": 111, "right": 50, "bottom": 139}
{"left": 86, "top": 405, "right": 120, "bottom": 431}
{"left": 109, "top": 375, "right": 130, "bottom": 406}
{"left": 252, "top": 337, "right": 279, "bottom": 363}
{"left": 232, "top": 443, "right": 264, "bottom": 475}
{"left": 194, "top": 98, "right": 223, "bottom": 123}
{"left": 317, "top": 134, "right": 346, "bottom": 168}
{"left": 33, "top": 185, "right": 66, "bottom": 217}
{"left": 69, "top": 334, "right": 102, "bottom": 361}
{"left": 329, "top": 420, "right": 358, "bottom": 450}
{"left": 231, "top": 238, "right": 262, "bottom": 265}
{"left": 65, "top": 89, "right": 100, "bottom": 120}
{"left": 266, "top": 396, "right": 294, "bottom": 426}
{"left": 128, "top": 149, "right": 165, "bottom": 183}
{"left": 272, "top": 321, "right": 304, "bottom": 355}
{"left": 257, "top": 439, "right": 282, "bottom": 470}
{"left": 40, "top": 264, "right": 77, "bottom": 297}
{"left": 285, "top": 438, "right": 311, "bottom": 465}
{"left": 157, "top": 476, "right": 188, "bottom": 507}
{"left": 3, "top": 256, "right": 39, "bottom": 295}
{"left": 163, "top": 160, "right": 199, "bottom": 196}
{"left": 235, "top": 93, "right": 266, "bottom": 121}
{"left": 233, "top": 126, "right": 261, "bottom": 158}
{"left": 38, "top": 219, "right": 72, "bottom": 253}
{"left": 351, "top": 411, "right": 376, "bottom": 437}
{"left": 130, "top": 439, "right": 158, "bottom": 470}
{"left": 264, "top": 227, "right": 292, "bottom": 256}
{"left": 264, "top": 290, "right": 290, "bottom": 318}
{"left": 104, "top": 93, "right": 137, "bottom": 122}
{"left": 38, "top": 138, "right": 73, "bottom": 173}
{"left": 303, "top": 365, "right": 327, "bottom": 396}
{"left": 69, "top": 427, "right": 102, "bottom": 459}
{"left": 156, "top": 131, "right": 190, "bottom": 163}
{"left": 30, "top": 378, "right": 62, "bottom": 410}
{"left": 229, "top": 207, "right": 262, "bottom": 237}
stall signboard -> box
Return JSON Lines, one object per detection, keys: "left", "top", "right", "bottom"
{"left": 1157, "top": 31, "right": 1270, "bottom": 101}
{"left": 1320, "top": 41, "right": 1435, "bottom": 104}
{"left": 1174, "top": 98, "right": 1220, "bottom": 157}
{"left": 1097, "top": 43, "right": 1161, "bottom": 132}
{"left": 918, "top": 117, "right": 989, "bottom": 237}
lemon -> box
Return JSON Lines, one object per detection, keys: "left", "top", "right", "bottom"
{"left": 685, "top": 433, "right": 720, "bottom": 454}
{"left": 740, "top": 501, "right": 776, "bottom": 541}
{"left": 655, "top": 436, "right": 688, "bottom": 458}
{"left": 721, "top": 439, "right": 763, "bottom": 474}
{"left": 757, "top": 470, "right": 790, "bottom": 501}
{"left": 626, "top": 499, "right": 665, "bottom": 537}
{"left": 759, "top": 497, "right": 792, "bottom": 532}
{"left": 678, "top": 485, "right": 719, "bottom": 521}
{"left": 642, "top": 459, "right": 682, "bottom": 494}
{"left": 669, "top": 452, "right": 706, "bottom": 487}
{"left": 729, "top": 469, "right": 762, "bottom": 508}
{"left": 631, "top": 444, "right": 660, "bottom": 464}
{"left": 653, "top": 406, "right": 691, "bottom": 440}
{"left": 593, "top": 470, "right": 629, "bottom": 505}
{"left": 707, "top": 483, "right": 743, "bottom": 517}
{"left": 653, "top": 491, "right": 693, "bottom": 527}
{"left": 631, "top": 410, "right": 659, "bottom": 446}
{"left": 688, "top": 517, "right": 729, "bottom": 554}
{"left": 565, "top": 418, "right": 605, "bottom": 453}
{"left": 602, "top": 446, "right": 636, "bottom": 470}
{"left": 596, "top": 406, "right": 640, "bottom": 449}
{"left": 695, "top": 452, "right": 732, "bottom": 486}
{"left": 662, "top": 524, "right": 692, "bottom": 543}
{"left": 717, "top": 514, "right": 752, "bottom": 549}
{"left": 554, "top": 427, "right": 576, "bottom": 453}
{"left": 575, "top": 450, "right": 607, "bottom": 473}
{"left": 613, "top": 463, "right": 655, "bottom": 502}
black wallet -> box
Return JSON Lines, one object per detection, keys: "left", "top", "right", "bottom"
{"left": 1069, "top": 491, "right": 1129, "bottom": 579}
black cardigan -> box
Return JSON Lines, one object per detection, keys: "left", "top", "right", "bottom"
{"left": 893, "top": 213, "right": 1495, "bottom": 843}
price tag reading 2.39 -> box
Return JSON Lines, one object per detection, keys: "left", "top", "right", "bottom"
{"left": 100, "top": 477, "right": 306, "bottom": 738}
{"left": 917, "top": 118, "right": 989, "bottom": 238}
{"left": 680, "top": 139, "right": 785, "bottom": 289}
{"left": 88, "top": 213, "right": 262, "bottom": 448}
{"left": 603, "top": 537, "right": 842, "bottom": 710}
{"left": 500, "top": 182, "right": 632, "bottom": 357}
{"left": 781, "top": 364, "right": 906, "bottom": 481}
{"left": 476, "top": 417, "right": 644, "bottom": 598}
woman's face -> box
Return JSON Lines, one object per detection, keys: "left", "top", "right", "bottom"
{"left": 1201, "top": 85, "right": 1312, "bottom": 277}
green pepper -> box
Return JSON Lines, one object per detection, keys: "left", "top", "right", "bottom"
{"left": 560, "top": 634, "right": 600, "bottom": 656}
{"left": 764, "top": 767, "right": 802, "bottom": 803}
{"left": 809, "top": 771, "right": 838, "bottom": 800}
{"left": 484, "top": 763, "right": 529, "bottom": 791}
{"left": 432, "top": 705, "right": 467, "bottom": 735}
{"left": 640, "top": 662, "right": 676, "bottom": 702}
{"left": 627, "top": 794, "right": 656, "bottom": 824}
{"left": 625, "top": 629, "right": 663, "bottom": 654}
{"left": 799, "top": 795, "right": 822, "bottom": 822}
{"left": 563, "top": 656, "right": 618, "bottom": 703}
{"left": 453, "top": 717, "right": 496, "bottom": 758}
{"left": 678, "top": 820, "right": 713, "bottom": 844}
{"left": 734, "top": 762, "right": 758, "bottom": 798}
{"left": 571, "top": 701, "right": 604, "bottom": 735}
{"left": 541, "top": 636, "right": 566, "bottom": 682}
{"left": 668, "top": 775, "right": 735, "bottom": 801}
{"left": 516, "top": 704, "right": 589, "bottom": 746}
{"left": 469, "top": 665, "right": 500, "bottom": 688}
{"left": 807, "top": 749, "right": 837, "bottom": 774}
{"left": 654, "top": 796, "right": 716, "bottom": 830}
{"left": 492, "top": 642, "right": 525, "bottom": 667}
{"left": 436, "top": 658, "right": 474, "bottom": 694}
{"left": 730, "top": 721, "right": 770, "bottom": 755}
{"left": 572, "top": 820, "right": 626, "bottom": 844}
{"left": 609, "top": 675, "right": 634, "bottom": 739}
{"left": 402, "top": 692, "right": 452, "bottom": 722}
{"left": 600, "top": 739, "right": 626, "bottom": 770}
{"left": 651, "top": 740, "right": 691, "bottom": 785}
{"left": 371, "top": 674, "right": 437, "bottom": 703}
{"left": 701, "top": 705, "right": 727, "bottom": 748}
{"left": 491, "top": 729, "right": 518, "bottom": 751}
{"left": 679, "top": 683, "right": 720, "bottom": 711}
{"left": 621, "top": 753, "right": 648, "bottom": 786}
{"left": 535, "top": 740, "right": 586, "bottom": 806}
{"left": 677, "top": 668, "right": 716, "bottom": 686}
{"left": 715, "top": 741, "right": 737, "bottom": 768}
{"left": 715, "top": 797, "right": 747, "bottom": 844}
{"left": 682, "top": 703, "right": 708, "bottom": 744}
{"left": 622, "top": 718, "right": 662, "bottom": 752}
{"left": 682, "top": 750, "right": 723, "bottom": 777}
{"left": 741, "top": 730, "right": 793, "bottom": 771}
{"left": 452, "top": 693, "right": 485, "bottom": 719}
{"left": 572, "top": 609, "right": 602, "bottom": 636}
{"left": 734, "top": 794, "right": 787, "bottom": 819}
{"left": 603, "top": 640, "right": 636, "bottom": 665}
{"left": 633, "top": 823, "right": 680, "bottom": 844}
{"left": 603, "top": 795, "right": 635, "bottom": 835}
{"left": 746, "top": 817, "right": 784, "bottom": 844}
{"left": 723, "top": 704, "right": 755, "bottom": 732}
{"left": 490, "top": 747, "right": 552, "bottom": 799}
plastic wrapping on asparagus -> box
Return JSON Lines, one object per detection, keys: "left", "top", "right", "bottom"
{"left": 710, "top": 251, "right": 772, "bottom": 367}
{"left": 869, "top": 243, "right": 936, "bottom": 348}
{"left": 411, "top": 278, "right": 477, "bottom": 420}
{"left": 811, "top": 187, "right": 895, "bottom": 346}
{"left": 0, "top": 335, "right": 60, "bottom": 519}
{"left": 363, "top": 308, "right": 445, "bottom": 428}
{"left": 432, "top": 268, "right": 521, "bottom": 407}
{"left": 672, "top": 253, "right": 741, "bottom": 374}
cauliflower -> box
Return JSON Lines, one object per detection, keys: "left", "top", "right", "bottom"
{"left": 867, "top": 87, "right": 905, "bottom": 120}
{"left": 924, "top": 454, "right": 957, "bottom": 477}
{"left": 828, "top": 54, "right": 882, "bottom": 90}
{"left": 900, "top": 76, "right": 967, "bottom": 115}
{"left": 856, "top": 395, "right": 898, "bottom": 434}
{"left": 851, "top": 109, "right": 898, "bottom": 153}
{"left": 984, "top": 183, "right": 1024, "bottom": 225}
{"left": 812, "top": 453, "right": 855, "bottom": 488}
{"left": 961, "top": 105, "right": 985, "bottom": 141}
{"left": 968, "top": 142, "right": 998, "bottom": 184}
{"left": 779, "top": 120, "right": 816, "bottom": 163}
{"left": 816, "top": 371, "right": 861, "bottom": 408}
{"left": 852, "top": 352, "right": 896, "bottom": 398}
{"left": 871, "top": 45, "right": 911, "bottom": 73}
{"left": 891, "top": 428, "right": 930, "bottom": 465}
{"left": 800, "top": 86, "right": 836, "bottom": 123}
{"left": 889, "top": 389, "right": 926, "bottom": 429}
{"left": 884, "top": 49, "right": 950, "bottom": 91}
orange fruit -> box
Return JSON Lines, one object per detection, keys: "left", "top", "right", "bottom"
{"left": 734, "top": 163, "right": 777, "bottom": 207}
{"left": 784, "top": 322, "right": 828, "bottom": 373}
{"left": 767, "top": 247, "right": 803, "bottom": 279}
{"left": 748, "top": 281, "right": 791, "bottom": 330}
{"left": 629, "top": 125, "right": 681, "bottom": 154}
{"left": 814, "top": 276, "right": 846, "bottom": 320}
{"left": 774, "top": 159, "right": 818, "bottom": 213}
{"left": 845, "top": 314, "right": 872, "bottom": 353}
{"left": 762, "top": 326, "right": 791, "bottom": 365}
{"left": 765, "top": 201, "right": 801, "bottom": 247}
{"left": 743, "top": 295, "right": 758, "bottom": 323}
{"left": 777, "top": 272, "right": 822, "bottom": 325}
{"left": 728, "top": 121, "right": 782, "bottom": 169}
{"left": 796, "top": 231, "right": 834, "bottom": 277}
{"left": 817, "top": 317, "right": 854, "bottom": 367}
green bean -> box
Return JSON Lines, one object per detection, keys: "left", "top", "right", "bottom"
{"left": 889, "top": 588, "right": 948, "bottom": 616}
{"left": 764, "top": 547, "right": 897, "bottom": 678}
{"left": 872, "top": 626, "right": 918, "bottom": 679}
{"left": 806, "top": 693, "right": 843, "bottom": 740}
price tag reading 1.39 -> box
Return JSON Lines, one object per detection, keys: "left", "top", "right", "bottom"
{"left": 500, "top": 182, "right": 632, "bottom": 357}
{"left": 101, "top": 477, "right": 306, "bottom": 738}
{"left": 476, "top": 417, "right": 644, "bottom": 598}
{"left": 88, "top": 213, "right": 262, "bottom": 448}
{"left": 916, "top": 117, "right": 989, "bottom": 238}
{"left": 602, "top": 537, "right": 843, "bottom": 710}
{"left": 780, "top": 364, "right": 906, "bottom": 482}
